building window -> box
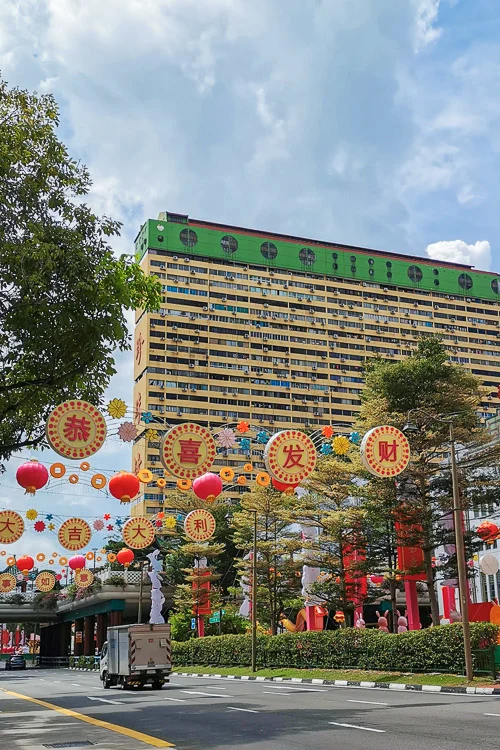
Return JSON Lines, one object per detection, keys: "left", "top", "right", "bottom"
{"left": 433, "top": 268, "right": 439, "bottom": 276}
{"left": 350, "top": 255, "right": 356, "bottom": 263}
{"left": 350, "top": 265, "right": 356, "bottom": 273}
{"left": 299, "top": 248, "right": 316, "bottom": 266}
{"left": 434, "top": 279, "right": 439, "bottom": 286}
{"left": 408, "top": 265, "right": 423, "bottom": 283}
{"left": 261, "top": 241, "right": 278, "bottom": 259}
{"left": 458, "top": 273, "right": 473, "bottom": 290}
{"left": 221, "top": 235, "right": 238, "bottom": 254}
{"left": 157, "top": 235, "right": 164, "bottom": 242}
{"left": 332, "top": 252, "right": 338, "bottom": 260}
{"left": 491, "top": 279, "right": 500, "bottom": 294}
{"left": 368, "top": 258, "right": 374, "bottom": 265}
{"left": 180, "top": 228, "right": 198, "bottom": 248}
{"left": 333, "top": 262, "right": 339, "bottom": 270}
{"left": 386, "top": 261, "right": 392, "bottom": 268}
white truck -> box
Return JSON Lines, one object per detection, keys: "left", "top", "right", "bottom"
{"left": 100, "top": 623, "right": 172, "bottom": 690}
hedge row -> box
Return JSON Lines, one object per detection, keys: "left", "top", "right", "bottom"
{"left": 172, "top": 623, "right": 499, "bottom": 675}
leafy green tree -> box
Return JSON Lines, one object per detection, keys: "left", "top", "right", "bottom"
{"left": 0, "top": 76, "right": 161, "bottom": 463}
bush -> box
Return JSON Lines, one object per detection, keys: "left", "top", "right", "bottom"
{"left": 172, "top": 622, "right": 499, "bottom": 675}
{"left": 104, "top": 574, "right": 126, "bottom": 588}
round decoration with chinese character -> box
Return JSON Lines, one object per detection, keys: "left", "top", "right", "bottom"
{"left": 75, "top": 569, "right": 94, "bottom": 588}
{"left": 160, "top": 423, "right": 216, "bottom": 479}
{"left": 0, "top": 511, "right": 25, "bottom": 545}
{"left": 264, "top": 430, "right": 317, "bottom": 484}
{"left": 122, "top": 517, "right": 156, "bottom": 549}
{"left": 35, "top": 572, "right": 56, "bottom": 592}
{"left": 58, "top": 518, "right": 92, "bottom": 551}
{"left": 360, "top": 425, "right": 410, "bottom": 478}
{"left": 0, "top": 573, "right": 16, "bottom": 593}
{"left": 46, "top": 400, "right": 107, "bottom": 460}
{"left": 184, "top": 508, "right": 216, "bottom": 542}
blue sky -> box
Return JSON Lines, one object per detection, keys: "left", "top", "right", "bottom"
{"left": 1, "top": 0, "right": 499, "bottom": 557}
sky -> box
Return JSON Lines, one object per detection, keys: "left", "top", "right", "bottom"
{"left": 1, "top": 0, "right": 500, "bottom": 559}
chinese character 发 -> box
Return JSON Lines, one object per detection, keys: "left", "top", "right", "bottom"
{"left": 178, "top": 438, "right": 202, "bottom": 464}
{"left": 68, "top": 526, "right": 83, "bottom": 542}
{"left": 63, "top": 415, "right": 91, "bottom": 442}
{"left": 378, "top": 440, "right": 398, "bottom": 462}
{"left": 194, "top": 518, "right": 208, "bottom": 532}
{"left": 282, "top": 443, "right": 305, "bottom": 469}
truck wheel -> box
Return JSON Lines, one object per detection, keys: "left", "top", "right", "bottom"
{"left": 152, "top": 681, "right": 163, "bottom": 690}
{"left": 102, "top": 671, "right": 111, "bottom": 689}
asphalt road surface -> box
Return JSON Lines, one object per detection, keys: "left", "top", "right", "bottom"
{"left": 1, "top": 669, "right": 500, "bottom": 749}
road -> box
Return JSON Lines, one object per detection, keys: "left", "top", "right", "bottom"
{"left": 1, "top": 669, "right": 500, "bottom": 749}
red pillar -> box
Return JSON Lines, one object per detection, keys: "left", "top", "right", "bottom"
{"left": 305, "top": 605, "right": 324, "bottom": 631}
{"left": 108, "top": 610, "right": 122, "bottom": 627}
{"left": 442, "top": 586, "right": 456, "bottom": 619}
{"left": 74, "top": 620, "right": 84, "bottom": 656}
{"left": 197, "top": 617, "right": 205, "bottom": 637}
{"left": 404, "top": 580, "right": 421, "bottom": 630}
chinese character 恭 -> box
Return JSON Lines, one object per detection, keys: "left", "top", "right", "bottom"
{"left": 68, "top": 526, "right": 83, "bottom": 542}
{"left": 178, "top": 438, "right": 202, "bottom": 465}
{"left": 282, "top": 443, "right": 305, "bottom": 469}
{"left": 79, "top": 573, "right": 88, "bottom": 583}
{"left": 63, "top": 415, "right": 91, "bottom": 442}
{"left": 378, "top": 440, "right": 398, "bottom": 462}
{"left": 2, "top": 579, "right": 11, "bottom": 589}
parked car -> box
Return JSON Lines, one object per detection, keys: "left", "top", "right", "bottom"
{"left": 5, "top": 654, "right": 26, "bottom": 670}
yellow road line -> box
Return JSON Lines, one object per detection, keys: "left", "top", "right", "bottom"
{"left": 0, "top": 688, "right": 175, "bottom": 748}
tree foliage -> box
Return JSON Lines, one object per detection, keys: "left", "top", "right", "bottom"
{"left": 0, "top": 76, "right": 161, "bottom": 463}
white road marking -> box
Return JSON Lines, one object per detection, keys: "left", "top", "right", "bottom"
{"left": 87, "top": 696, "right": 124, "bottom": 705}
{"left": 484, "top": 713, "right": 500, "bottom": 717}
{"left": 180, "top": 690, "right": 230, "bottom": 698}
{"left": 71, "top": 683, "right": 81, "bottom": 687}
{"left": 348, "top": 699, "right": 388, "bottom": 706}
{"left": 263, "top": 685, "right": 327, "bottom": 693}
{"left": 202, "top": 685, "right": 227, "bottom": 689}
{"left": 52, "top": 680, "right": 61, "bottom": 684}
{"left": 227, "top": 706, "right": 260, "bottom": 713}
{"left": 164, "top": 697, "right": 186, "bottom": 702}
{"left": 329, "top": 721, "right": 385, "bottom": 733}
{"left": 263, "top": 691, "right": 291, "bottom": 696}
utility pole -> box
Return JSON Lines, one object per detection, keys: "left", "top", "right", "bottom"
{"left": 137, "top": 560, "right": 146, "bottom": 624}
{"left": 251, "top": 510, "right": 257, "bottom": 673}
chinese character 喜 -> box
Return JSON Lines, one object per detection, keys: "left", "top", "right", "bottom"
{"left": 63, "top": 415, "right": 91, "bottom": 442}
{"left": 378, "top": 440, "right": 398, "bottom": 462}
{"left": 282, "top": 443, "right": 305, "bottom": 470}
{"left": 178, "top": 438, "right": 202, "bottom": 465}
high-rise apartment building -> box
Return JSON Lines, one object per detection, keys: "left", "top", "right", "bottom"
{"left": 132, "top": 211, "right": 500, "bottom": 516}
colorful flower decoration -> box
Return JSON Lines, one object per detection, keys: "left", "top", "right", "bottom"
{"left": 145, "top": 428, "right": 160, "bottom": 443}
{"left": 240, "top": 437, "right": 251, "bottom": 452}
{"left": 163, "top": 516, "right": 176, "bottom": 529}
{"left": 141, "top": 411, "right": 154, "bottom": 424}
{"left": 26, "top": 508, "right": 38, "bottom": 520}
{"left": 115, "top": 518, "right": 124, "bottom": 527}
{"left": 106, "top": 524, "right": 114, "bottom": 531}
{"left": 320, "top": 443, "right": 333, "bottom": 455}
{"left": 34, "top": 520, "right": 46, "bottom": 532}
{"left": 333, "top": 435, "right": 350, "bottom": 455}
{"left": 155, "top": 520, "right": 163, "bottom": 528}
{"left": 256, "top": 430, "right": 269, "bottom": 444}
{"left": 237, "top": 421, "right": 250, "bottom": 433}
{"left": 157, "top": 511, "right": 165, "bottom": 519}
{"left": 349, "top": 431, "right": 361, "bottom": 445}
{"left": 107, "top": 398, "right": 127, "bottom": 419}
{"left": 217, "top": 428, "right": 238, "bottom": 449}
{"left": 322, "top": 426, "right": 334, "bottom": 438}
{"left": 93, "top": 519, "right": 104, "bottom": 531}
{"left": 48, "top": 523, "right": 55, "bottom": 531}
{"left": 104, "top": 514, "right": 111, "bottom": 521}
{"left": 118, "top": 421, "right": 138, "bottom": 442}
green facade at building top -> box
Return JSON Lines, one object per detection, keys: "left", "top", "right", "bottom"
{"left": 136, "top": 213, "right": 500, "bottom": 302}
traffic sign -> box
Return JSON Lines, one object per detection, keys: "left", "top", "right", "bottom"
{"left": 209, "top": 615, "right": 220, "bottom": 624}
{"left": 191, "top": 618, "right": 196, "bottom": 630}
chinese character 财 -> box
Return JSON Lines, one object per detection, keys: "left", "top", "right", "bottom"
{"left": 378, "top": 440, "right": 398, "bottom": 462}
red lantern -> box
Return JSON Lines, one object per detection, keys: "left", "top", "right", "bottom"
{"left": 56, "top": 574, "right": 62, "bottom": 581}
{"left": 271, "top": 478, "right": 299, "bottom": 495}
{"left": 116, "top": 548, "right": 135, "bottom": 568}
{"left": 16, "top": 460, "right": 49, "bottom": 495}
{"left": 477, "top": 521, "right": 499, "bottom": 542}
{"left": 192, "top": 472, "right": 223, "bottom": 502}
{"left": 108, "top": 472, "right": 140, "bottom": 503}
{"left": 68, "top": 555, "right": 86, "bottom": 572}
{"left": 16, "top": 555, "right": 34, "bottom": 575}
{"left": 370, "top": 574, "right": 385, "bottom": 585}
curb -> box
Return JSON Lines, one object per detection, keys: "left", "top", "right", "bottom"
{"left": 172, "top": 671, "right": 500, "bottom": 695}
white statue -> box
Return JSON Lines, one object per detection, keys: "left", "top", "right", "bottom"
{"left": 146, "top": 550, "right": 165, "bottom": 624}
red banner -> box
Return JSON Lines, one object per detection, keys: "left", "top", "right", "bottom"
{"left": 395, "top": 521, "right": 426, "bottom": 581}
{"left": 192, "top": 568, "right": 211, "bottom": 615}
{"left": 343, "top": 546, "right": 368, "bottom": 605}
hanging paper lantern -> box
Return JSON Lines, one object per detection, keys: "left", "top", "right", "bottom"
{"left": 16, "top": 555, "right": 34, "bottom": 575}
{"left": 16, "top": 460, "right": 49, "bottom": 495}
{"left": 271, "top": 478, "right": 299, "bottom": 495}
{"left": 56, "top": 574, "right": 62, "bottom": 581}
{"left": 370, "top": 574, "right": 385, "bottom": 585}
{"left": 476, "top": 521, "right": 499, "bottom": 542}
{"left": 192, "top": 472, "right": 223, "bottom": 502}
{"left": 108, "top": 472, "right": 140, "bottom": 503}
{"left": 68, "top": 555, "right": 86, "bottom": 572}
{"left": 116, "top": 548, "right": 135, "bottom": 568}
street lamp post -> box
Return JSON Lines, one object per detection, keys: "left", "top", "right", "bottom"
{"left": 404, "top": 410, "right": 474, "bottom": 682}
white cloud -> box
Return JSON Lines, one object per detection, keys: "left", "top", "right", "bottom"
{"left": 457, "top": 183, "right": 483, "bottom": 206}
{"left": 425, "top": 239, "right": 491, "bottom": 269}
{"left": 412, "top": 0, "right": 442, "bottom": 52}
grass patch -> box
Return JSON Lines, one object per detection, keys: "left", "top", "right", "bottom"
{"left": 174, "top": 665, "right": 498, "bottom": 687}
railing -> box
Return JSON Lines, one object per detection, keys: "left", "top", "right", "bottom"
{"left": 98, "top": 569, "right": 144, "bottom": 585}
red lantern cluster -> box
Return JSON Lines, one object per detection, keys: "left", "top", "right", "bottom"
{"left": 16, "top": 556, "right": 34, "bottom": 575}
{"left": 116, "top": 548, "right": 135, "bottom": 568}
{"left": 192, "top": 472, "right": 223, "bottom": 502}
{"left": 370, "top": 574, "right": 385, "bottom": 585}
{"left": 109, "top": 472, "right": 140, "bottom": 503}
{"left": 271, "top": 478, "right": 299, "bottom": 495}
{"left": 68, "top": 555, "right": 86, "bottom": 572}
{"left": 476, "top": 521, "right": 500, "bottom": 543}
{"left": 16, "top": 460, "right": 49, "bottom": 495}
